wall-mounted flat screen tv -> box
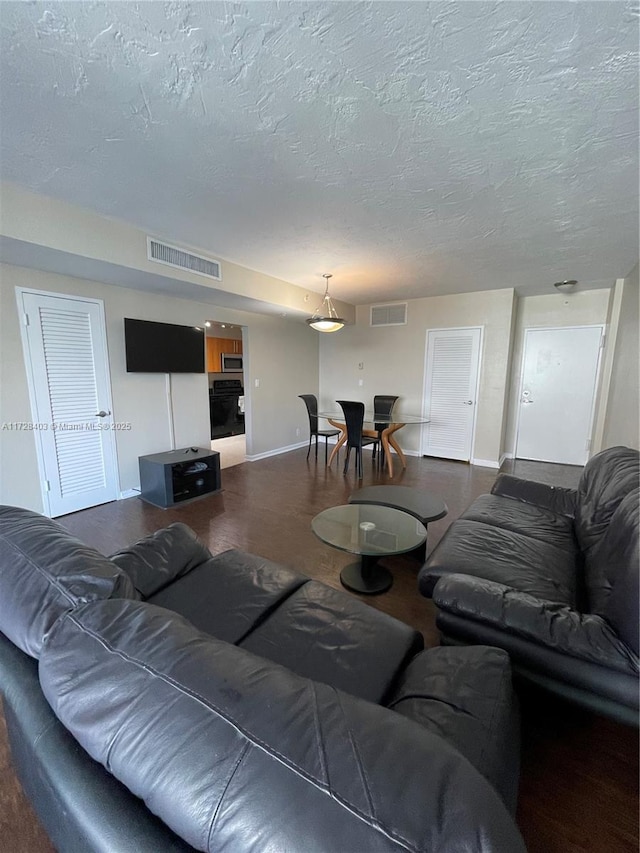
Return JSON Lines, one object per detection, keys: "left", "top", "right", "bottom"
{"left": 124, "top": 318, "right": 205, "bottom": 373}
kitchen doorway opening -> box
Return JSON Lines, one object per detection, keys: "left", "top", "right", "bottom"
{"left": 211, "top": 434, "right": 246, "bottom": 469}
{"left": 206, "top": 321, "right": 246, "bottom": 468}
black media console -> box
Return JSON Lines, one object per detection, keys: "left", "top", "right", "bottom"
{"left": 138, "top": 447, "right": 221, "bottom": 508}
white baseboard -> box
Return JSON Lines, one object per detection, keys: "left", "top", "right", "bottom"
{"left": 349, "top": 445, "right": 420, "bottom": 458}
{"left": 470, "top": 457, "right": 500, "bottom": 469}
{"left": 246, "top": 440, "right": 308, "bottom": 462}
{"left": 119, "top": 488, "right": 140, "bottom": 499}
{"left": 247, "top": 440, "right": 419, "bottom": 463}
{"left": 499, "top": 452, "right": 514, "bottom": 467}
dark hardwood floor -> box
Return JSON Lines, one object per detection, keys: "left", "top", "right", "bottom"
{"left": 1, "top": 450, "right": 638, "bottom": 852}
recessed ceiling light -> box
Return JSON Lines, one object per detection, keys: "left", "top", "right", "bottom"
{"left": 554, "top": 280, "right": 578, "bottom": 293}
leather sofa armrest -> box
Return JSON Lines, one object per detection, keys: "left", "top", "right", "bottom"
{"left": 491, "top": 474, "right": 577, "bottom": 517}
{"left": 385, "top": 645, "right": 520, "bottom": 814}
{"left": 110, "top": 523, "right": 212, "bottom": 598}
{"left": 433, "top": 575, "right": 639, "bottom": 675}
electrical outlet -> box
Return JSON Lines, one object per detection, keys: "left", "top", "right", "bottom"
{"left": 296, "top": 427, "right": 300, "bottom": 437}
{"left": 358, "top": 378, "right": 364, "bottom": 387}
{"left": 254, "top": 378, "right": 260, "bottom": 388}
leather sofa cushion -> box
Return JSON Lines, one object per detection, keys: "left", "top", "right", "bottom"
{"left": 420, "top": 519, "right": 578, "bottom": 605}
{"left": 39, "top": 599, "right": 526, "bottom": 853}
{"left": 433, "top": 575, "right": 638, "bottom": 675}
{"left": 462, "top": 493, "right": 577, "bottom": 552}
{"left": 574, "top": 446, "right": 639, "bottom": 557}
{"left": 239, "top": 579, "right": 423, "bottom": 703}
{"left": 150, "top": 549, "right": 422, "bottom": 704}
{"left": 110, "top": 523, "right": 212, "bottom": 598}
{"left": 385, "top": 646, "right": 520, "bottom": 814}
{"left": 148, "top": 549, "right": 307, "bottom": 644}
{"left": 436, "top": 611, "right": 639, "bottom": 714}
{"left": 0, "top": 505, "right": 137, "bottom": 658}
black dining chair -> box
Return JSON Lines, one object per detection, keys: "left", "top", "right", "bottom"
{"left": 299, "top": 394, "right": 340, "bottom": 465}
{"left": 365, "top": 395, "right": 399, "bottom": 469}
{"left": 336, "top": 400, "right": 378, "bottom": 479}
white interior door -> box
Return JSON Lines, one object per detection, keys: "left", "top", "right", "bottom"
{"left": 516, "top": 326, "right": 604, "bottom": 466}
{"left": 19, "top": 290, "right": 120, "bottom": 517}
{"left": 422, "top": 327, "right": 482, "bottom": 461}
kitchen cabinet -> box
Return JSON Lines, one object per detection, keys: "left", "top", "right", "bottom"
{"left": 206, "top": 338, "right": 223, "bottom": 373}
{"left": 206, "top": 337, "right": 243, "bottom": 372}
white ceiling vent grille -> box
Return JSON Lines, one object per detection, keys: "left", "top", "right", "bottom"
{"left": 147, "top": 237, "right": 221, "bottom": 281}
{"left": 370, "top": 303, "right": 407, "bottom": 327}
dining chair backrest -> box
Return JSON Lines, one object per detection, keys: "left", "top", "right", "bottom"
{"left": 299, "top": 394, "right": 319, "bottom": 433}
{"left": 373, "top": 395, "right": 398, "bottom": 432}
{"left": 336, "top": 400, "right": 366, "bottom": 448}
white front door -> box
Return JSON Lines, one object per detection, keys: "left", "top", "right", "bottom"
{"left": 18, "top": 290, "right": 120, "bottom": 517}
{"left": 516, "top": 326, "right": 604, "bottom": 466}
{"left": 421, "top": 327, "right": 482, "bottom": 461}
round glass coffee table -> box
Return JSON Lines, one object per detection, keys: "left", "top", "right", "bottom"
{"left": 311, "top": 504, "right": 427, "bottom": 595}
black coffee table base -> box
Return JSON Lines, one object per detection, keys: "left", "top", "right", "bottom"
{"left": 340, "top": 555, "right": 392, "bottom": 595}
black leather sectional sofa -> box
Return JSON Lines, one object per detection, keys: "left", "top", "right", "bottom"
{"left": 419, "top": 446, "right": 639, "bottom": 725}
{"left": 0, "top": 505, "right": 525, "bottom": 852}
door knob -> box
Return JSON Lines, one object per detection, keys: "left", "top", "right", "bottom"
{"left": 95, "top": 410, "right": 111, "bottom": 417}
{"left": 462, "top": 400, "right": 473, "bottom": 405}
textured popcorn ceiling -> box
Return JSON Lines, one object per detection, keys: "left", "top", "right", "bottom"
{"left": 0, "top": 1, "right": 638, "bottom": 304}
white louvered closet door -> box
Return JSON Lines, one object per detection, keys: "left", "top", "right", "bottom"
{"left": 422, "top": 327, "right": 482, "bottom": 461}
{"left": 20, "top": 292, "right": 119, "bottom": 517}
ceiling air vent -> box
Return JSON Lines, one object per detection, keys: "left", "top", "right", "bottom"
{"left": 147, "top": 237, "right": 222, "bottom": 281}
{"left": 370, "top": 303, "right": 407, "bottom": 327}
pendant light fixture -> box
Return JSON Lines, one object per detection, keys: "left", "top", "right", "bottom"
{"left": 306, "top": 274, "right": 345, "bottom": 333}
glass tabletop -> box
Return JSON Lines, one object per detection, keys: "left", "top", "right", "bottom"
{"left": 318, "top": 411, "right": 429, "bottom": 424}
{"left": 311, "top": 504, "right": 426, "bottom": 557}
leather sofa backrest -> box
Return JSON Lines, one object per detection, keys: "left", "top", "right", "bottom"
{"left": 39, "top": 598, "right": 526, "bottom": 853}
{"left": 574, "top": 446, "right": 639, "bottom": 574}
{"left": 0, "top": 505, "right": 137, "bottom": 658}
{"left": 590, "top": 489, "right": 640, "bottom": 654}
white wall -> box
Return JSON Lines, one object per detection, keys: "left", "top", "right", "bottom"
{"left": 319, "top": 288, "right": 516, "bottom": 466}
{"left": 502, "top": 289, "right": 611, "bottom": 457}
{"left": 602, "top": 265, "right": 639, "bottom": 450}
{"left": 1, "top": 182, "right": 355, "bottom": 323}
{"left": 0, "top": 263, "right": 319, "bottom": 513}
{"left": 318, "top": 285, "right": 634, "bottom": 467}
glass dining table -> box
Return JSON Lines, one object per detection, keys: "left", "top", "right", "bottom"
{"left": 317, "top": 411, "right": 429, "bottom": 477}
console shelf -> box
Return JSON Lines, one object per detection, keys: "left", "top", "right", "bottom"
{"left": 139, "top": 447, "right": 221, "bottom": 508}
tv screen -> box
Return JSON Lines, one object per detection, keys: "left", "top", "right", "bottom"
{"left": 124, "top": 318, "right": 205, "bottom": 373}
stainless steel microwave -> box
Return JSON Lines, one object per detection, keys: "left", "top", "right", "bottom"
{"left": 221, "top": 353, "right": 244, "bottom": 372}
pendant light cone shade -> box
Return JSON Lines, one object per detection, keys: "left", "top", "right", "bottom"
{"left": 306, "top": 274, "right": 345, "bottom": 332}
